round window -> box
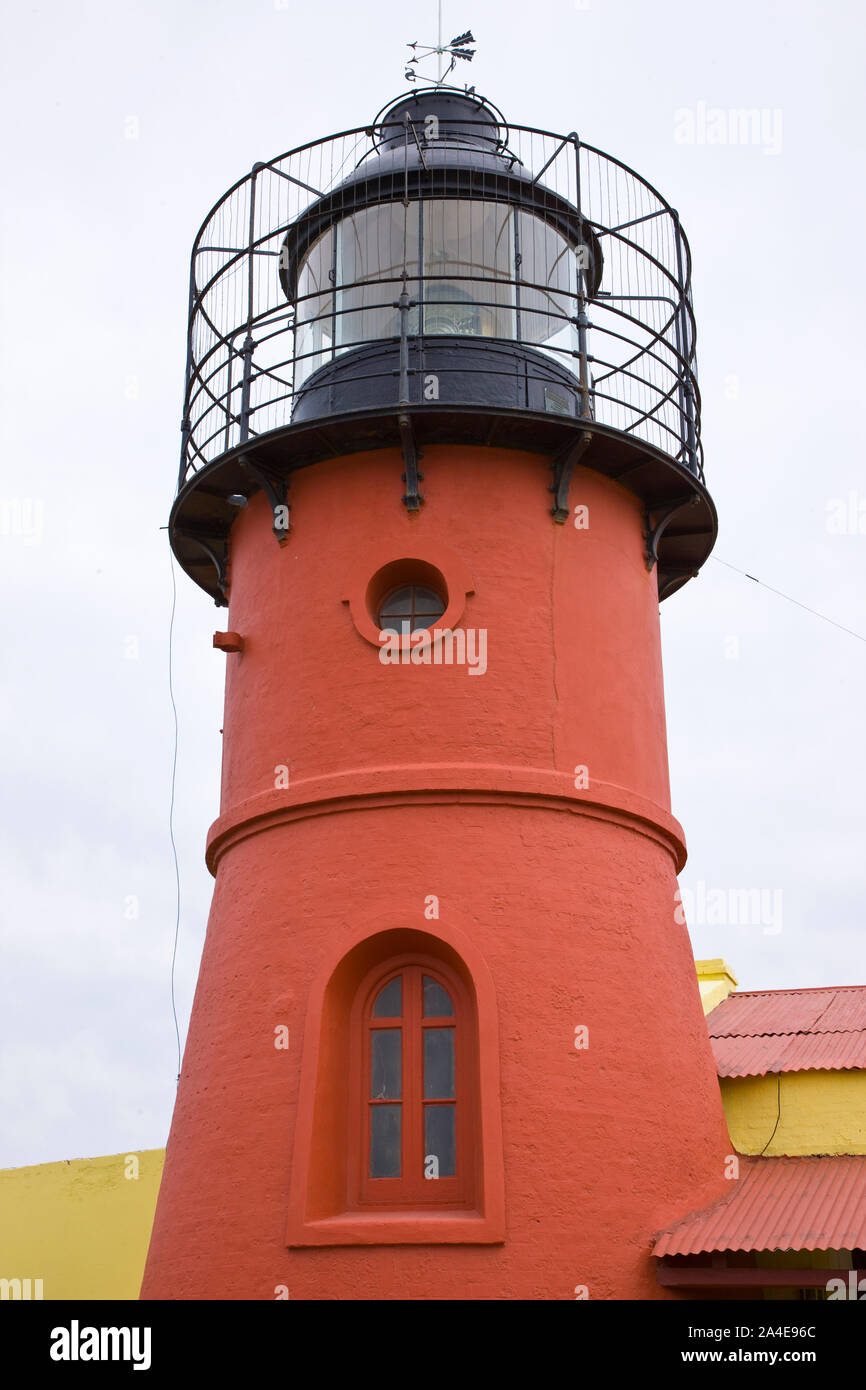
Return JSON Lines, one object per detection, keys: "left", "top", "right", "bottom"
{"left": 378, "top": 584, "right": 446, "bottom": 634}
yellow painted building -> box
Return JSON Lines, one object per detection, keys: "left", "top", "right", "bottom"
{"left": 697, "top": 957, "right": 740, "bottom": 1015}
{"left": 719, "top": 1071, "right": 866, "bottom": 1156}
{"left": 695, "top": 959, "right": 866, "bottom": 1157}
{"left": 0, "top": 1149, "right": 163, "bottom": 1301}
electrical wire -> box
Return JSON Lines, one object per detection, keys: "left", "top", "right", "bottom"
{"left": 167, "top": 543, "right": 183, "bottom": 1084}
{"left": 759, "top": 1072, "right": 782, "bottom": 1156}
{"left": 711, "top": 556, "right": 866, "bottom": 644}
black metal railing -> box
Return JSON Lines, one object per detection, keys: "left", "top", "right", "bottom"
{"left": 177, "top": 117, "right": 703, "bottom": 492}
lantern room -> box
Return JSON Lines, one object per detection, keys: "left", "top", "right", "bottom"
{"left": 280, "top": 89, "right": 603, "bottom": 421}
{"left": 170, "top": 84, "right": 716, "bottom": 605}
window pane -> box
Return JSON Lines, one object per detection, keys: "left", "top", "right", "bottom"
{"left": 370, "top": 1104, "right": 402, "bottom": 1178}
{"left": 424, "top": 1027, "right": 455, "bottom": 1099}
{"left": 517, "top": 211, "right": 578, "bottom": 354}
{"left": 294, "top": 227, "right": 335, "bottom": 387}
{"left": 423, "top": 976, "right": 454, "bottom": 1017}
{"left": 411, "top": 586, "right": 445, "bottom": 617}
{"left": 372, "top": 975, "right": 402, "bottom": 1018}
{"left": 379, "top": 587, "right": 413, "bottom": 618}
{"left": 336, "top": 203, "right": 419, "bottom": 347}
{"left": 422, "top": 200, "right": 516, "bottom": 339}
{"left": 379, "top": 585, "right": 445, "bottom": 633}
{"left": 424, "top": 1104, "right": 456, "bottom": 1178}
{"left": 371, "top": 1029, "right": 402, "bottom": 1099}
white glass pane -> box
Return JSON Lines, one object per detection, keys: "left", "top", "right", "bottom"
{"left": 294, "top": 227, "right": 335, "bottom": 384}
{"left": 517, "top": 212, "right": 579, "bottom": 352}
{"left": 336, "top": 204, "right": 419, "bottom": 347}
{"left": 422, "top": 199, "right": 516, "bottom": 338}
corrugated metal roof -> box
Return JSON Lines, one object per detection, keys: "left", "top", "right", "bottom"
{"left": 706, "top": 986, "right": 866, "bottom": 1076}
{"left": 707, "top": 987, "right": 865, "bottom": 1038}
{"left": 714, "top": 1030, "right": 866, "bottom": 1077}
{"left": 812, "top": 990, "right": 866, "bottom": 1032}
{"left": 654, "top": 1155, "right": 866, "bottom": 1256}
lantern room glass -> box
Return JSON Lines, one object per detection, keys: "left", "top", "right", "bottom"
{"left": 293, "top": 199, "right": 581, "bottom": 388}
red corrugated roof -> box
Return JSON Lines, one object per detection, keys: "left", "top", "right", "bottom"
{"left": 654, "top": 1155, "right": 866, "bottom": 1256}
{"left": 708, "top": 987, "right": 866, "bottom": 1038}
{"left": 707, "top": 986, "right": 866, "bottom": 1076}
{"left": 714, "top": 1030, "right": 866, "bottom": 1077}
{"left": 813, "top": 991, "right": 866, "bottom": 1032}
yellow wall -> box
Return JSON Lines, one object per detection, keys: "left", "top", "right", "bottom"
{"left": 721, "top": 1071, "right": 866, "bottom": 1156}
{"left": 695, "top": 961, "right": 866, "bottom": 1156}
{"left": 758, "top": 1248, "right": 853, "bottom": 1301}
{"left": 0, "top": 1150, "right": 164, "bottom": 1300}
{"left": 696, "top": 958, "right": 739, "bottom": 1014}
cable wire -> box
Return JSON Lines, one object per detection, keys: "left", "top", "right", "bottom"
{"left": 759, "top": 1072, "right": 783, "bottom": 1156}
{"left": 167, "top": 543, "right": 182, "bottom": 1084}
{"left": 711, "top": 556, "right": 866, "bottom": 644}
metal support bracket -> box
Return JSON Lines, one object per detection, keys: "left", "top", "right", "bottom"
{"left": 398, "top": 413, "right": 424, "bottom": 512}
{"left": 175, "top": 529, "right": 229, "bottom": 607}
{"left": 240, "top": 456, "right": 291, "bottom": 542}
{"left": 644, "top": 493, "right": 701, "bottom": 571}
{"left": 238, "top": 335, "right": 257, "bottom": 444}
{"left": 549, "top": 430, "right": 593, "bottom": 523}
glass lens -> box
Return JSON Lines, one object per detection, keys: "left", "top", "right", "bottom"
{"left": 294, "top": 227, "right": 335, "bottom": 386}
{"left": 336, "top": 204, "right": 420, "bottom": 347}
{"left": 294, "top": 202, "right": 583, "bottom": 380}
{"left": 517, "top": 211, "right": 578, "bottom": 353}
{"left": 422, "top": 200, "right": 516, "bottom": 338}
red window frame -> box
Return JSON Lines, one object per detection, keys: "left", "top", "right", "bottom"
{"left": 348, "top": 957, "right": 474, "bottom": 1209}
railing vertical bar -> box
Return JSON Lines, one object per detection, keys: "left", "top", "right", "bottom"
{"left": 239, "top": 168, "right": 259, "bottom": 445}
{"left": 673, "top": 213, "right": 698, "bottom": 477}
{"left": 573, "top": 134, "right": 592, "bottom": 421}
{"left": 178, "top": 261, "right": 197, "bottom": 490}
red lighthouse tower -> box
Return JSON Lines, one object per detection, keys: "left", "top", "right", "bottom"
{"left": 142, "top": 83, "right": 732, "bottom": 1301}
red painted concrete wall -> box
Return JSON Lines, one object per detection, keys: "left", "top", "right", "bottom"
{"left": 142, "top": 445, "right": 732, "bottom": 1300}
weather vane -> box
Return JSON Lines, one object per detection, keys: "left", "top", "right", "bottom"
{"left": 405, "top": 20, "right": 476, "bottom": 87}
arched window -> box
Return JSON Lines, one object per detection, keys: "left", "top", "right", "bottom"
{"left": 286, "top": 926, "right": 505, "bottom": 1245}
{"left": 349, "top": 959, "right": 471, "bottom": 1207}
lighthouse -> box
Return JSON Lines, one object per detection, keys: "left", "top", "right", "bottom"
{"left": 141, "top": 78, "right": 732, "bottom": 1301}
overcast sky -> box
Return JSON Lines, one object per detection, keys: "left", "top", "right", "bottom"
{"left": 1, "top": 0, "right": 864, "bottom": 1169}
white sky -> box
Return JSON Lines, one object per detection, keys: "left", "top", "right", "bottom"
{"left": 1, "top": 0, "right": 864, "bottom": 1168}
